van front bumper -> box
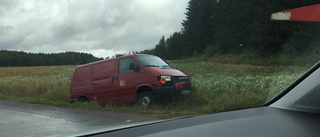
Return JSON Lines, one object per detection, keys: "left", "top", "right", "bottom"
{"left": 152, "top": 82, "right": 192, "bottom": 100}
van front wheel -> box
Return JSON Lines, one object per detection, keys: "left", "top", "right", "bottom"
{"left": 138, "top": 92, "right": 154, "bottom": 106}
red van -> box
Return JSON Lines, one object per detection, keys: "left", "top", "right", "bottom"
{"left": 70, "top": 54, "right": 191, "bottom": 106}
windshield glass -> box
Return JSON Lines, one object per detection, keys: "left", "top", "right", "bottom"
{"left": 134, "top": 55, "right": 170, "bottom": 68}
{"left": 0, "top": 1, "right": 319, "bottom": 136}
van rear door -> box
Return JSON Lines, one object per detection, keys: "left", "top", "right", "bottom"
{"left": 70, "top": 65, "right": 93, "bottom": 99}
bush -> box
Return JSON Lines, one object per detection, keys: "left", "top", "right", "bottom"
{"left": 239, "top": 48, "right": 260, "bottom": 61}
{"left": 279, "top": 43, "right": 298, "bottom": 58}
{"left": 203, "top": 45, "right": 221, "bottom": 57}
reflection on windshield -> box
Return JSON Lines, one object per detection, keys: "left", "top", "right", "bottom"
{"left": 1, "top": 1, "right": 320, "bottom": 136}
{"left": 134, "top": 55, "right": 171, "bottom": 68}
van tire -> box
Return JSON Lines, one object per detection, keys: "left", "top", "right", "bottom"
{"left": 138, "top": 92, "right": 154, "bottom": 106}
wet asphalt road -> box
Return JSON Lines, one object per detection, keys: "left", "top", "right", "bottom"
{"left": 0, "top": 100, "right": 155, "bottom": 137}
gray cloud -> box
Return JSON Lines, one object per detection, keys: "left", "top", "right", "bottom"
{"left": 0, "top": 0, "right": 188, "bottom": 57}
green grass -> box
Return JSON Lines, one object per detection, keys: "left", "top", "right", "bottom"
{"left": 0, "top": 61, "right": 308, "bottom": 118}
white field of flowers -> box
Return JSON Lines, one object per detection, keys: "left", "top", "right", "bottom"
{"left": 191, "top": 72, "right": 301, "bottom": 100}
{"left": 172, "top": 61, "right": 307, "bottom": 111}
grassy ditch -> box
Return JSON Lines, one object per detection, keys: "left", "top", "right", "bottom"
{"left": 0, "top": 62, "right": 307, "bottom": 118}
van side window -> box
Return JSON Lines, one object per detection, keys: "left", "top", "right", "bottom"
{"left": 119, "top": 58, "right": 137, "bottom": 74}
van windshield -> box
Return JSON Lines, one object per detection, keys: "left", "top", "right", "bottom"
{"left": 134, "top": 55, "right": 171, "bottom": 68}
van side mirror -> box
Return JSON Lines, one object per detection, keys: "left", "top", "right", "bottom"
{"left": 129, "top": 63, "right": 139, "bottom": 71}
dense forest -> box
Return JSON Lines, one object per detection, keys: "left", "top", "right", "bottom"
{"left": 0, "top": 50, "right": 103, "bottom": 67}
{"left": 139, "top": 0, "right": 320, "bottom": 60}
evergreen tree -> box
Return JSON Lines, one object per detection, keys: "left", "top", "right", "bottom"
{"left": 0, "top": 50, "right": 103, "bottom": 67}
{"left": 166, "top": 32, "right": 185, "bottom": 59}
{"left": 154, "top": 36, "right": 167, "bottom": 59}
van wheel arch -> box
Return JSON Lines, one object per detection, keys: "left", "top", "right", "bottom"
{"left": 136, "top": 86, "right": 153, "bottom": 97}
{"left": 77, "top": 96, "right": 89, "bottom": 103}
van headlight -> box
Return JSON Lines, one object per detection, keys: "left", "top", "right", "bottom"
{"left": 159, "top": 76, "right": 171, "bottom": 84}
{"left": 161, "top": 76, "right": 171, "bottom": 81}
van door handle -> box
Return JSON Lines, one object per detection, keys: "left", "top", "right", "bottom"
{"left": 112, "top": 76, "right": 118, "bottom": 81}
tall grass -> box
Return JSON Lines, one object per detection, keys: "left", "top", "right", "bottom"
{"left": 0, "top": 62, "right": 308, "bottom": 118}
{"left": 0, "top": 66, "right": 74, "bottom": 103}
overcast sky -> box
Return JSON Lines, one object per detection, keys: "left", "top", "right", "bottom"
{"left": 0, "top": 0, "right": 189, "bottom": 58}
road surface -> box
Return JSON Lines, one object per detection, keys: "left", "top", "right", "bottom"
{"left": 0, "top": 100, "right": 155, "bottom": 137}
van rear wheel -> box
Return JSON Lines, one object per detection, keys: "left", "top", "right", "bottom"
{"left": 77, "top": 96, "right": 89, "bottom": 103}
{"left": 138, "top": 92, "right": 154, "bottom": 106}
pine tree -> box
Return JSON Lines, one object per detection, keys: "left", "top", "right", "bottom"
{"left": 154, "top": 36, "right": 167, "bottom": 59}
